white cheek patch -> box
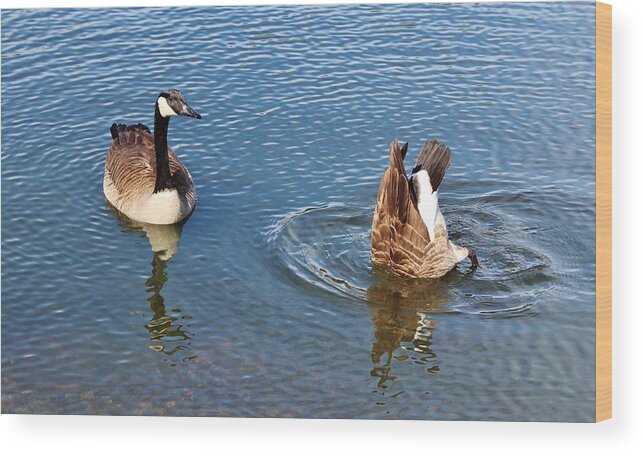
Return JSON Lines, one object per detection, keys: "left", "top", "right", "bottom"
{"left": 157, "top": 96, "right": 178, "bottom": 117}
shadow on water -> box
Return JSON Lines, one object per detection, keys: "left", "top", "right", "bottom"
{"left": 106, "top": 203, "right": 196, "bottom": 360}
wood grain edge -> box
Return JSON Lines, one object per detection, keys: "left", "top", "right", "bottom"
{"left": 596, "top": 0, "right": 612, "bottom": 423}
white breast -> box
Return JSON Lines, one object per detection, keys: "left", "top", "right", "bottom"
{"left": 104, "top": 172, "right": 184, "bottom": 224}
{"left": 128, "top": 189, "right": 183, "bottom": 224}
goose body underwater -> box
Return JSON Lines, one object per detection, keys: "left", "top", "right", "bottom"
{"left": 103, "top": 89, "right": 202, "bottom": 225}
{"left": 371, "top": 139, "right": 479, "bottom": 279}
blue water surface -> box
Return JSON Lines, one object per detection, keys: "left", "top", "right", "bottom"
{"left": 1, "top": 2, "right": 596, "bottom": 421}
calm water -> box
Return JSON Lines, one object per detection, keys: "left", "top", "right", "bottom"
{"left": 1, "top": 3, "right": 596, "bottom": 421}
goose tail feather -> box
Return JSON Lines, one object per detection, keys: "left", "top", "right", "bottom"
{"left": 110, "top": 123, "right": 151, "bottom": 140}
{"left": 412, "top": 139, "right": 451, "bottom": 193}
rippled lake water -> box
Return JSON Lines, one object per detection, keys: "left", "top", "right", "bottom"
{"left": 1, "top": 3, "right": 596, "bottom": 421}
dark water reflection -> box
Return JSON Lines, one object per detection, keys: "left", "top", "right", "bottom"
{"left": 146, "top": 254, "right": 193, "bottom": 356}
{"left": 367, "top": 271, "right": 450, "bottom": 389}
{"left": 109, "top": 208, "right": 195, "bottom": 359}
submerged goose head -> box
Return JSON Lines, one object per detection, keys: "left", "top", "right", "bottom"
{"left": 156, "top": 89, "right": 202, "bottom": 119}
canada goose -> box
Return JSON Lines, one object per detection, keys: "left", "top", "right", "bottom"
{"left": 103, "top": 89, "right": 202, "bottom": 225}
{"left": 371, "top": 139, "right": 478, "bottom": 278}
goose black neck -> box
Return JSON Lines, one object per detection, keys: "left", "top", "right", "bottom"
{"left": 154, "top": 105, "right": 174, "bottom": 193}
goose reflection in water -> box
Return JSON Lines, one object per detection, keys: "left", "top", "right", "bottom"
{"left": 107, "top": 204, "right": 195, "bottom": 359}
{"left": 145, "top": 249, "right": 194, "bottom": 358}
{"left": 366, "top": 269, "right": 459, "bottom": 389}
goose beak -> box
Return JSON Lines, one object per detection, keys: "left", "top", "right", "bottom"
{"left": 181, "top": 103, "right": 201, "bottom": 119}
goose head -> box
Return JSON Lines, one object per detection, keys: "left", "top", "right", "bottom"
{"left": 156, "top": 89, "right": 202, "bottom": 119}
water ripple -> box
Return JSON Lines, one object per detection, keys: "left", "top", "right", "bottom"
{"left": 264, "top": 197, "right": 565, "bottom": 319}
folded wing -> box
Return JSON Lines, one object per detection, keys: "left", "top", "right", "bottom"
{"left": 105, "top": 123, "right": 195, "bottom": 209}
{"left": 371, "top": 139, "right": 431, "bottom": 278}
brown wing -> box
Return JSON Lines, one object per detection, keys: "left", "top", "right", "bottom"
{"left": 105, "top": 124, "right": 195, "bottom": 208}
{"left": 371, "top": 139, "right": 431, "bottom": 278}
{"left": 105, "top": 125, "right": 156, "bottom": 202}
{"left": 169, "top": 155, "right": 196, "bottom": 210}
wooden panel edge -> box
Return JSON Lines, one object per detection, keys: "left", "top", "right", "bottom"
{"left": 595, "top": 0, "right": 612, "bottom": 423}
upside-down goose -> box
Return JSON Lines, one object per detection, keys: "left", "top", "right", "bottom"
{"left": 103, "top": 89, "right": 201, "bottom": 225}
{"left": 371, "top": 139, "right": 478, "bottom": 278}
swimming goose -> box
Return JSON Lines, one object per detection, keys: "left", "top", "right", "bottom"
{"left": 103, "top": 89, "right": 201, "bottom": 225}
{"left": 371, "top": 139, "right": 478, "bottom": 278}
